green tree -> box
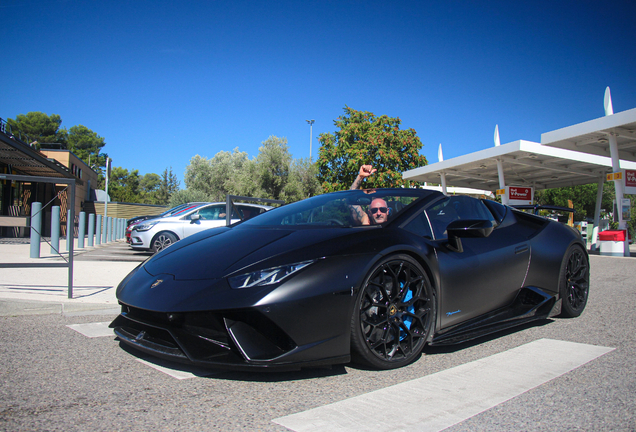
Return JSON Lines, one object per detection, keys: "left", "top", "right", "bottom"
{"left": 254, "top": 136, "right": 292, "bottom": 200}
{"left": 155, "top": 167, "right": 180, "bottom": 205}
{"left": 184, "top": 148, "right": 249, "bottom": 201}
{"left": 7, "top": 112, "right": 66, "bottom": 146}
{"left": 283, "top": 157, "right": 322, "bottom": 202}
{"left": 535, "top": 183, "right": 615, "bottom": 221}
{"left": 67, "top": 125, "right": 107, "bottom": 170}
{"left": 183, "top": 137, "right": 322, "bottom": 205}
{"left": 108, "top": 167, "right": 141, "bottom": 202}
{"left": 231, "top": 158, "right": 264, "bottom": 198}
{"left": 138, "top": 173, "right": 162, "bottom": 204}
{"left": 317, "top": 106, "right": 427, "bottom": 192}
{"left": 168, "top": 189, "right": 212, "bottom": 207}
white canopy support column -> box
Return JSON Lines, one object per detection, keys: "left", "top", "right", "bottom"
{"left": 609, "top": 132, "right": 629, "bottom": 255}
{"left": 438, "top": 143, "right": 448, "bottom": 195}
{"left": 604, "top": 87, "right": 629, "bottom": 256}
{"left": 496, "top": 160, "right": 508, "bottom": 205}
{"left": 494, "top": 125, "right": 509, "bottom": 205}
{"left": 591, "top": 176, "right": 605, "bottom": 251}
{"left": 439, "top": 173, "right": 448, "bottom": 195}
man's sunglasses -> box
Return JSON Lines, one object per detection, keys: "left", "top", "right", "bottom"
{"left": 370, "top": 207, "right": 388, "bottom": 214}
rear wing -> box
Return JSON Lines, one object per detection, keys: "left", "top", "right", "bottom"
{"left": 511, "top": 204, "right": 574, "bottom": 215}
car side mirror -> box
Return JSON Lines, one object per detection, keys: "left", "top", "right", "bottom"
{"left": 190, "top": 214, "right": 200, "bottom": 222}
{"left": 446, "top": 219, "right": 494, "bottom": 252}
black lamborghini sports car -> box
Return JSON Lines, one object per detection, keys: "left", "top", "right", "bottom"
{"left": 110, "top": 188, "right": 589, "bottom": 371}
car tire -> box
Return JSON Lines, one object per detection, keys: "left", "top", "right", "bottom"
{"left": 558, "top": 244, "right": 589, "bottom": 318}
{"left": 350, "top": 254, "right": 436, "bottom": 369}
{"left": 151, "top": 232, "right": 178, "bottom": 253}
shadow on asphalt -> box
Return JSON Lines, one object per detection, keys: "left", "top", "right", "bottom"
{"left": 116, "top": 340, "right": 349, "bottom": 381}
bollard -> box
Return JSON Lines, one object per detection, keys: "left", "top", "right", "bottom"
{"left": 96, "top": 215, "right": 102, "bottom": 245}
{"left": 88, "top": 213, "right": 95, "bottom": 247}
{"left": 78, "top": 212, "right": 86, "bottom": 249}
{"left": 66, "top": 210, "right": 72, "bottom": 252}
{"left": 30, "top": 202, "right": 42, "bottom": 258}
{"left": 51, "top": 206, "right": 61, "bottom": 254}
{"left": 106, "top": 216, "right": 112, "bottom": 243}
{"left": 102, "top": 216, "right": 108, "bottom": 244}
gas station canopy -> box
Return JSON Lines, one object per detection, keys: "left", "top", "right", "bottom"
{"left": 541, "top": 107, "right": 636, "bottom": 162}
{"left": 402, "top": 92, "right": 635, "bottom": 257}
{"left": 402, "top": 139, "right": 636, "bottom": 192}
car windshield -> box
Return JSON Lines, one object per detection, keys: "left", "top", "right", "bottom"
{"left": 172, "top": 203, "right": 208, "bottom": 217}
{"left": 240, "top": 189, "right": 437, "bottom": 228}
{"left": 158, "top": 203, "right": 191, "bottom": 217}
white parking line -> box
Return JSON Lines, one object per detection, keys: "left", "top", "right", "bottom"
{"left": 66, "top": 322, "right": 114, "bottom": 338}
{"left": 272, "top": 339, "right": 614, "bottom": 432}
{"left": 68, "top": 321, "right": 220, "bottom": 379}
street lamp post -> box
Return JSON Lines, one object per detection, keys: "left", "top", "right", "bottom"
{"left": 306, "top": 119, "right": 315, "bottom": 160}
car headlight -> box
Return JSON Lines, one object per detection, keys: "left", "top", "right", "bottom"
{"left": 229, "top": 260, "right": 316, "bottom": 289}
{"left": 134, "top": 221, "right": 159, "bottom": 232}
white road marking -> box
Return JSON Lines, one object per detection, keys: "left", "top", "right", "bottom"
{"left": 272, "top": 339, "right": 615, "bottom": 432}
{"left": 66, "top": 322, "right": 114, "bottom": 338}
{"left": 68, "top": 321, "right": 219, "bottom": 379}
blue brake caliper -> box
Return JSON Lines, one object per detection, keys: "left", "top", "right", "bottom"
{"left": 400, "top": 283, "right": 415, "bottom": 341}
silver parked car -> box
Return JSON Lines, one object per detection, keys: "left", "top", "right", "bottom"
{"left": 129, "top": 202, "right": 272, "bottom": 253}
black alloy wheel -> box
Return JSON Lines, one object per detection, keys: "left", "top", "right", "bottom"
{"left": 151, "top": 232, "right": 178, "bottom": 253}
{"left": 351, "top": 254, "right": 435, "bottom": 369}
{"left": 559, "top": 245, "right": 589, "bottom": 317}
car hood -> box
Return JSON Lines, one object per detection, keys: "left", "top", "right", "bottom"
{"left": 141, "top": 225, "right": 371, "bottom": 280}
{"left": 116, "top": 225, "right": 379, "bottom": 312}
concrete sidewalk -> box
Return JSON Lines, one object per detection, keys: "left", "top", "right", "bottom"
{"left": 0, "top": 240, "right": 139, "bottom": 316}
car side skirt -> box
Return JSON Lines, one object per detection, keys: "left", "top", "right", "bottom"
{"left": 429, "top": 286, "right": 558, "bottom": 346}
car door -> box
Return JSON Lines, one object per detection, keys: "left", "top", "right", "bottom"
{"left": 426, "top": 196, "right": 530, "bottom": 328}
{"left": 181, "top": 204, "right": 228, "bottom": 238}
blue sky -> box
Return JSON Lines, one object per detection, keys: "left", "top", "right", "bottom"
{"left": 3, "top": 0, "right": 635, "bottom": 186}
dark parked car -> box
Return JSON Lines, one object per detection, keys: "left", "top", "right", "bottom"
{"left": 111, "top": 188, "right": 589, "bottom": 371}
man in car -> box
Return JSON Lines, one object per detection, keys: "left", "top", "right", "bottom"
{"left": 350, "top": 165, "right": 390, "bottom": 225}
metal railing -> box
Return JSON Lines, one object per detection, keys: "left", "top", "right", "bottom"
{"left": 0, "top": 173, "right": 76, "bottom": 298}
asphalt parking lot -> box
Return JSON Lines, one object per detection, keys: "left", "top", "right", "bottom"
{"left": 73, "top": 240, "right": 152, "bottom": 262}
{"left": 1, "top": 244, "right": 635, "bottom": 431}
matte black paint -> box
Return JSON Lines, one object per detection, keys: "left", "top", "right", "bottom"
{"left": 111, "top": 188, "right": 586, "bottom": 370}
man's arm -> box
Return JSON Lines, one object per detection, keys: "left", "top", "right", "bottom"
{"left": 349, "top": 165, "right": 376, "bottom": 225}
{"left": 349, "top": 203, "right": 368, "bottom": 225}
{"left": 350, "top": 165, "right": 376, "bottom": 190}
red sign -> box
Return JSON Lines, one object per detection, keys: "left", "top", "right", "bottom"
{"left": 626, "top": 170, "right": 636, "bottom": 188}
{"left": 508, "top": 187, "right": 532, "bottom": 200}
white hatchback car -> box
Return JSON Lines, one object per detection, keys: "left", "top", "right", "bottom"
{"left": 129, "top": 202, "right": 272, "bottom": 253}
